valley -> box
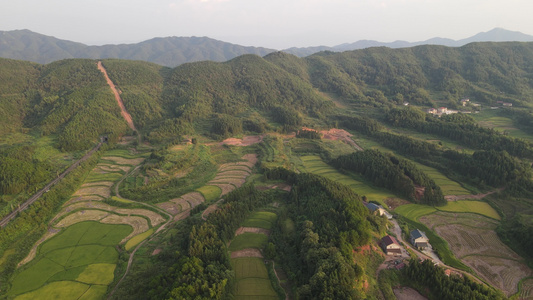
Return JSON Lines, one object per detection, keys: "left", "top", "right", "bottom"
{"left": 1, "top": 41, "right": 533, "bottom": 299}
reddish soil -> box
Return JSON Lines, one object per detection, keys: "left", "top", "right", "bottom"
{"left": 97, "top": 61, "right": 136, "bottom": 131}
{"left": 151, "top": 248, "right": 162, "bottom": 256}
{"left": 219, "top": 135, "right": 264, "bottom": 146}
{"left": 393, "top": 287, "right": 428, "bottom": 300}
{"left": 384, "top": 197, "right": 410, "bottom": 210}
{"left": 230, "top": 248, "right": 263, "bottom": 258}
{"left": 235, "top": 227, "right": 270, "bottom": 236}
{"left": 303, "top": 127, "right": 363, "bottom": 150}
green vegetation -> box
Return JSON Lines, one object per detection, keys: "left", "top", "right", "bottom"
{"left": 403, "top": 259, "right": 505, "bottom": 300}
{"left": 125, "top": 229, "right": 154, "bottom": 251}
{"left": 229, "top": 233, "right": 268, "bottom": 252}
{"left": 242, "top": 211, "right": 277, "bottom": 229}
{"left": 301, "top": 155, "right": 397, "bottom": 204}
{"left": 332, "top": 149, "right": 446, "bottom": 205}
{"left": 439, "top": 201, "right": 501, "bottom": 220}
{"left": 8, "top": 221, "right": 131, "bottom": 297}
{"left": 232, "top": 258, "right": 278, "bottom": 300}
{"left": 196, "top": 185, "right": 222, "bottom": 202}
{"left": 395, "top": 204, "right": 438, "bottom": 220}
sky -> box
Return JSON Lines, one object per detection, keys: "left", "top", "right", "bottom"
{"left": 1, "top": 0, "right": 533, "bottom": 49}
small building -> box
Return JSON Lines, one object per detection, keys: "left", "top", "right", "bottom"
{"left": 437, "top": 107, "right": 447, "bottom": 114}
{"left": 427, "top": 108, "right": 437, "bottom": 114}
{"left": 503, "top": 102, "right": 513, "bottom": 107}
{"left": 410, "top": 229, "right": 429, "bottom": 250}
{"left": 381, "top": 235, "right": 402, "bottom": 256}
{"left": 365, "top": 202, "right": 393, "bottom": 219}
{"left": 403, "top": 102, "right": 410, "bottom": 106}
{"left": 461, "top": 98, "right": 470, "bottom": 106}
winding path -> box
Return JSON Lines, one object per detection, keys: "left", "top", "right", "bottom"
{"left": 107, "top": 165, "right": 174, "bottom": 299}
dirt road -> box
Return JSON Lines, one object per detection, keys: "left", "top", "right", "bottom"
{"left": 97, "top": 61, "right": 137, "bottom": 132}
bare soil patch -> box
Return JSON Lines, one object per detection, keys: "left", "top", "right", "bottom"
{"left": 235, "top": 227, "right": 270, "bottom": 236}
{"left": 202, "top": 203, "right": 219, "bottom": 220}
{"left": 98, "top": 61, "right": 136, "bottom": 131}
{"left": 209, "top": 178, "right": 246, "bottom": 188}
{"left": 231, "top": 248, "right": 263, "bottom": 258}
{"left": 393, "top": 287, "right": 428, "bottom": 300}
{"left": 18, "top": 228, "right": 61, "bottom": 267}
{"left": 152, "top": 248, "right": 162, "bottom": 256}
{"left": 96, "top": 164, "right": 131, "bottom": 173}
{"left": 445, "top": 188, "right": 502, "bottom": 201}
{"left": 73, "top": 186, "right": 111, "bottom": 198}
{"left": 462, "top": 255, "right": 532, "bottom": 296}
{"left": 419, "top": 212, "right": 531, "bottom": 296}
{"left": 55, "top": 210, "right": 110, "bottom": 227}
{"left": 181, "top": 192, "right": 205, "bottom": 208}
{"left": 171, "top": 198, "right": 191, "bottom": 210}
{"left": 214, "top": 170, "right": 250, "bottom": 178}
{"left": 101, "top": 156, "right": 145, "bottom": 166}
{"left": 156, "top": 202, "right": 181, "bottom": 215}
{"left": 210, "top": 183, "right": 236, "bottom": 196}
{"left": 81, "top": 181, "right": 114, "bottom": 188}
{"left": 100, "top": 214, "right": 149, "bottom": 243}
{"left": 174, "top": 210, "right": 191, "bottom": 221}
{"left": 384, "top": 197, "right": 410, "bottom": 210}
{"left": 66, "top": 195, "right": 104, "bottom": 205}
{"left": 316, "top": 128, "right": 363, "bottom": 150}
{"left": 220, "top": 135, "right": 264, "bottom": 146}
{"left": 218, "top": 165, "right": 252, "bottom": 173}
{"left": 519, "top": 278, "right": 533, "bottom": 300}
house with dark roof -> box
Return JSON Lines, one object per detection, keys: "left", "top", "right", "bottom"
{"left": 410, "top": 229, "right": 429, "bottom": 250}
{"left": 381, "top": 235, "right": 402, "bottom": 256}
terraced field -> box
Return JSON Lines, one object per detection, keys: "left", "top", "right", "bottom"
{"left": 8, "top": 149, "right": 168, "bottom": 299}
{"left": 156, "top": 154, "right": 257, "bottom": 217}
{"left": 229, "top": 209, "right": 280, "bottom": 300}
{"left": 301, "top": 155, "right": 397, "bottom": 204}
{"left": 419, "top": 212, "right": 532, "bottom": 296}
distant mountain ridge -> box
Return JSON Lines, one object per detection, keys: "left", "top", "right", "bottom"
{"left": 1, "top": 28, "right": 533, "bottom": 66}
{"left": 0, "top": 29, "right": 276, "bottom": 67}
{"left": 283, "top": 28, "right": 533, "bottom": 56}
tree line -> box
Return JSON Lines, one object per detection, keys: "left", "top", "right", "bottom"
{"left": 331, "top": 150, "right": 445, "bottom": 205}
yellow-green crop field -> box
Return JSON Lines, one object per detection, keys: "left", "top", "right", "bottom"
{"left": 396, "top": 201, "right": 500, "bottom": 221}
{"left": 232, "top": 257, "right": 277, "bottom": 300}
{"left": 242, "top": 211, "right": 277, "bottom": 230}
{"left": 300, "top": 155, "right": 397, "bottom": 204}
{"left": 8, "top": 221, "right": 131, "bottom": 299}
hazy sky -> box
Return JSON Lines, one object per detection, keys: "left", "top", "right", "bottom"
{"left": 1, "top": 0, "right": 532, "bottom": 49}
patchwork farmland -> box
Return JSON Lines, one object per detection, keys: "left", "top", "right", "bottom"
{"left": 419, "top": 211, "right": 533, "bottom": 296}
{"left": 7, "top": 149, "right": 168, "bottom": 299}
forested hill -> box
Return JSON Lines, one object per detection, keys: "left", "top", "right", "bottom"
{"left": 2, "top": 41, "right": 533, "bottom": 151}
{"left": 0, "top": 29, "right": 275, "bottom": 67}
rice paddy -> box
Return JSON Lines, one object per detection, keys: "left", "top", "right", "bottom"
{"left": 8, "top": 222, "right": 130, "bottom": 298}
{"left": 301, "top": 155, "right": 398, "bottom": 204}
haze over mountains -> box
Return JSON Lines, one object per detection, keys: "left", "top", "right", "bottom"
{"left": 1, "top": 28, "right": 533, "bottom": 67}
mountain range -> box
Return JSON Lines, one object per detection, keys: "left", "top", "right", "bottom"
{"left": 1, "top": 28, "right": 533, "bottom": 67}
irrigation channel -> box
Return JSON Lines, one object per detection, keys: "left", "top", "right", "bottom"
{"left": 0, "top": 139, "right": 104, "bottom": 228}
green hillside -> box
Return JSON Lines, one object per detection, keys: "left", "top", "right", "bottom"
{"left": 1, "top": 41, "right": 533, "bottom": 299}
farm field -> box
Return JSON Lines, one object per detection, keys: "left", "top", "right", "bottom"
{"left": 472, "top": 109, "right": 533, "bottom": 141}
{"left": 8, "top": 222, "right": 130, "bottom": 299}
{"left": 395, "top": 200, "right": 500, "bottom": 221}
{"left": 419, "top": 211, "right": 533, "bottom": 296}
{"left": 232, "top": 258, "right": 278, "bottom": 300}
{"left": 6, "top": 148, "right": 168, "bottom": 298}
{"left": 242, "top": 211, "right": 277, "bottom": 229}
{"left": 230, "top": 208, "right": 279, "bottom": 300}
{"left": 411, "top": 162, "right": 471, "bottom": 196}
{"left": 156, "top": 154, "right": 257, "bottom": 215}
{"left": 300, "top": 155, "right": 397, "bottom": 204}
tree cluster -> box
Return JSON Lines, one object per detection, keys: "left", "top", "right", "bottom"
{"left": 403, "top": 259, "right": 505, "bottom": 300}
{"left": 332, "top": 150, "right": 445, "bottom": 205}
